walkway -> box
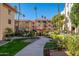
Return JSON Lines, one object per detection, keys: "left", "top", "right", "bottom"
{"left": 0, "top": 40, "right": 9, "bottom": 46}
{"left": 16, "top": 36, "right": 50, "bottom": 56}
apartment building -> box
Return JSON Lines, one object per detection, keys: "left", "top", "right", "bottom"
{"left": 34, "top": 18, "right": 53, "bottom": 32}
{"left": 0, "top": 3, "right": 16, "bottom": 40}
{"left": 62, "top": 3, "right": 73, "bottom": 32}
{"left": 15, "top": 20, "right": 34, "bottom": 31}
{"left": 15, "top": 18, "right": 53, "bottom": 33}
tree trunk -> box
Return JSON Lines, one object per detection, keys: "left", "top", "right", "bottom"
{"left": 75, "top": 27, "right": 77, "bottom": 34}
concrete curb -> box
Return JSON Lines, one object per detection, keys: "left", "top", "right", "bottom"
{"left": 0, "top": 41, "right": 9, "bottom": 46}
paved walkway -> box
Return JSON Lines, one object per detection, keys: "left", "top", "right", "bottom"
{"left": 16, "top": 36, "right": 50, "bottom": 56}
{"left": 0, "top": 40, "right": 9, "bottom": 46}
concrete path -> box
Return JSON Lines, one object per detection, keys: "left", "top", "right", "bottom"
{"left": 0, "top": 40, "right": 9, "bottom": 46}
{"left": 16, "top": 36, "right": 50, "bottom": 56}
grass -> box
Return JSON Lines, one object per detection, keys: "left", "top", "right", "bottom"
{"left": 0, "top": 39, "right": 30, "bottom": 56}
{"left": 44, "top": 41, "right": 58, "bottom": 49}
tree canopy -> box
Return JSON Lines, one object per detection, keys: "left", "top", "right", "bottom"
{"left": 70, "top": 3, "right": 79, "bottom": 28}
{"left": 51, "top": 13, "right": 65, "bottom": 31}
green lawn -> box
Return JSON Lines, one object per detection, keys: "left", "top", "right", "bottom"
{"left": 0, "top": 39, "right": 30, "bottom": 56}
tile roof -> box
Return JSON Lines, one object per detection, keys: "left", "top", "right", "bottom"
{"left": 3, "top": 3, "right": 16, "bottom": 12}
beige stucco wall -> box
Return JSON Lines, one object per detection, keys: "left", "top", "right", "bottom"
{"left": 0, "top": 4, "right": 16, "bottom": 40}
{"left": 0, "top": 4, "right": 2, "bottom": 40}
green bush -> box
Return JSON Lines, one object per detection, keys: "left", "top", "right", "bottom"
{"left": 44, "top": 41, "right": 58, "bottom": 49}
{"left": 4, "top": 28, "right": 13, "bottom": 37}
{"left": 64, "top": 35, "right": 79, "bottom": 55}
{"left": 27, "top": 30, "right": 36, "bottom": 37}
{"left": 50, "top": 33, "right": 64, "bottom": 40}
{"left": 50, "top": 33, "right": 56, "bottom": 39}
{"left": 49, "top": 32, "right": 79, "bottom": 55}
{"left": 49, "top": 33, "right": 65, "bottom": 49}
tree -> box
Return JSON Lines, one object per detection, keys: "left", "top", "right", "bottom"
{"left": 34, "top": 7, "right": 38, "bottom": 36}
{"left": 23, "top": 14, "right": 25, "bottom": 19}
{"left": 34, "top": 7, "right": 38, "bottom": 19}
{"left": 41, "top": 15, "right": 44, "bottom": 18}
{"left": 44, "top": 16, "right": 46, "bottom": 19}
{"left": 41, "top": 15, "right": 46, "bottom": 19}
{"left": 51, "top": 14, "right": 65, "bottom": 33}
{"left": 70, "top": 3, "right": 79, "bottom": 34}
{"left": 18, "top": 3, "right": 20, "bottom": 30}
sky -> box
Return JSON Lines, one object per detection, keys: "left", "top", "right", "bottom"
{"left": 9, "top": 3, "right": 64, "bottom": 20}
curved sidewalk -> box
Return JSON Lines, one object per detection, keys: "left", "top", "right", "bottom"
{"left": 16, "top": 36, "right": 50, "bottom": 56}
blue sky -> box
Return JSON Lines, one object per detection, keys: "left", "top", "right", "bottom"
{"left": 9, "top": 3, "right": 64, "bottom": 20}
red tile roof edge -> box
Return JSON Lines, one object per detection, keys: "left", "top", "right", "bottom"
{"left": 3, "top": 3, "right": 16, "bottom": 12}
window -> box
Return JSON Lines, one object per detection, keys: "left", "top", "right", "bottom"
{"left": 38, "top": 21, "right": 40, "bottom": 22}
{"left": 38, "top": 24, "right": 40, "bottom": 26}
{"left": 44, "top": 25, "right": 46, "bottom": 27}
{"left": 8, "top": 19, "right": 11, "bottom": 24}
{"left": 8, "top": 10, "right": 11, "bottom": 15}
{"left": 43, "top": 21, "right": 46, "bottom": 24}
{"left": 67, "top": 12, "right": 69, "bottom": 16}
{"left": 67, "top": 3, "right": 70, "bottom": 7}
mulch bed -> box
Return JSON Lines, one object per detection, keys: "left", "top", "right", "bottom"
{"left": 49, "top": 49, "right": 68, "bottom": 56}
{"left": 44, "top": 49, "right": 68, "bottom": 56}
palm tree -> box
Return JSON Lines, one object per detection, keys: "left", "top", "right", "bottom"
{"left": 51, "top": 3, "right": 65, "bottom": 34}
{"left": 63, "top": 3, "right": 65, "bottom": 31}
{"left": 34, "top": 7, "right": 38, "bottom": 20}
{"left": 23, "top": 14, "right": 25, "bottom": 19}
{"left": 17, "top": 4, "right": 24, "bottom": 30}
{"left": 18, "top": 3, "right": 21, "bottom": 32}
{"left": 57, "top": 3, "right": 60, "bottom": 33}
{"left": 34, "top": 7, "right": 38, "bottom": 36}
{"left": 14, "top": 5, "right": 17, "bottom": 36}
{"left": 34, "top": 7, "right": 38, "bottom": 29}
{"left": 58, "top": 3, "right": 60, "bottom": 14}
{"left": 41, "top": 15, "right": 46, "bottom": 19}
{"left": 41, "top": 15, "right": 44, "bottom": 18}
{"left": 44, "top": 16, "right": 46, "bottom": 19}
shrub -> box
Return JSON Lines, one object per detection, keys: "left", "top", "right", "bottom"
{"left": 50, "top": 33, "right": 56, "bottom": 39}
{"left": 49, "top": 33, "right": 65, "bottom": 50}
{"left": 15, "top": 31, "right": 24, "bottom": 36}
{"left": 4, "top": 28, "right": 13, "bottom": 37}
{"left": 27, "top": 30, "right": 36, "bottom": 37}
{"left": 44, "top": 41, "right": 58, "bottom": 49}
{"left": 64, "top": 35, "right": 79, "bottom": 55}
{"left": 50, "top": 33, "right": 64, "bottom": 40}
{"left": 49, "top": 32, "right": 79, "bottom": 55}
